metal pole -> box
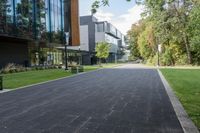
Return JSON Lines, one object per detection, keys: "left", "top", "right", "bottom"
{"left": 79, "top": 46, "right": 81, "bottom": 65}
{"left": 80, "top": 51, "right": 82, "bottom": 65}
{"left": 65, "top": 44, "right": 68, "bottom": 70}
{"left": 157, "top": 44, "right": 160, "bottom": 67}
{"left": 0, "top": 76, "right": 3, "bottom": 91}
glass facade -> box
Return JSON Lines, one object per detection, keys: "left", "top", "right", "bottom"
{"left": 96, "top": 22, "right": 121, "bottom": 39}
{"left": 95, "top": 23, "right": 104, "bottom": 32}
{"left": 0, "top": 0, "right": 72, "bottom": 66}
{"left": 0, "top": 0, "right": 65, "bottom": 43}
{"left": 109, "top": 24, "right": 117, "bottom": 36}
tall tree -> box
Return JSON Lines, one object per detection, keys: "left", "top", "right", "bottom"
{"left": 143, "top": 0, "right": 194, "bottom": 64}
{"left": 93, "top": 0, "right": 200, "bottom": 65}
{"left": 188, "top": 1, "right": 200, "bottom": 64}
{"left": 127, "top": 20, "right": 145, "bottom": 60}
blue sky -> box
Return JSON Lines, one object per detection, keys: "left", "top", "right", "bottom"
{"left": 79, "top": 0, "right": 145, "bottom": 34}
{"left": 79, "top": 0, "right": 136, "bottom": 16}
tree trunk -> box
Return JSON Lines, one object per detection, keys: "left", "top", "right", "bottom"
{"left": 182, "top": 0, "right": 192, "bottom": 64}
{"left": 99, "top": 58, "right": 101, "bottom": 66}
{"left": 183, "top": 33, "right": 192, "bottom": 64}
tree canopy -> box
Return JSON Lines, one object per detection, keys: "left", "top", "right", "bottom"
{"left": 95, "top": 42, "right": 110, "bottom": 65}
{"left": 127, "top": 0, "right": 200, "bottom": 65}
{"left": 91, "top": 0, "right": 132, "bottom": 13}
{"left": 95, "top": 42, "right": 110, "bottom": 59}
{"left": 92, "top": 0, "right": 200, "bottom": 65}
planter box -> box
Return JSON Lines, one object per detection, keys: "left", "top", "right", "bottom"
{"left": 71, "top": 66, "right": 84, "bottom": 73}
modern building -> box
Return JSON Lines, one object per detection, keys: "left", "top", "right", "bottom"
{"left": 0, "top": 0, "right": 80, "bottom": 68}
{"left": 68, "top": 15, "right": 127, "bottom": 65}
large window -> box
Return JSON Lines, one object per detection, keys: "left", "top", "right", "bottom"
{"left": 35, "top": 0, "right": 48, "bottom": 41}
{"left": 0, "top": 0, "right": 65, "bottom": 44}
{"left": 50, "top": 0, "right": 64, "bottom": 44}
{"left": 105, "top": 34, "right": 118, "bottom": 45}
{"left": 96, "top": 23, "right": 104, "bottom": 32}
{"left": 109, "top": 24, "right": 117, "bottom": 36}
{"left": 0, "top": 0, "right": 14, "bottom": 35}
{"left": 15, "top": 0, "right": 34, "bottom": 38}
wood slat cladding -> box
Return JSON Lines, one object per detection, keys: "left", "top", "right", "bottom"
{"left": 64, "top": 0, "right": 80, "bottom": 46}
{"left": 70, "top": 0, "right": 80, "bottom": 46}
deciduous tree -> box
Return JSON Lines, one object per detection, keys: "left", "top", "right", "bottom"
{"left": 95, "top": 42, "right": 110, "bottom": 66}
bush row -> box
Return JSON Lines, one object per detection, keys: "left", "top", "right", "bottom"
{"left": 0, "top": 63, "right": 62, "bottom": 74}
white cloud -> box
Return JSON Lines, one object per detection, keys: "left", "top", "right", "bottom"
{"left": 94, "top": 5, "right": 145, "bottom": 35}
{"left": 94, "top": 10, "right": 114, "bottom": 22}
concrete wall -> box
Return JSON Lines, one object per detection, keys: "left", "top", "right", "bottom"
{"left": 80, "top": 25, "right": 89, "bottom": 51}
{"left": 80, "top": 16, "right": 96, "bottom": 52}
{"left": 95, "top": 32, "right": 105, "bottom": 43}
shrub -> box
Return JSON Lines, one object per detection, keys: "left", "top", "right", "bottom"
{"left": 1, "top": 63, "right": 16, "bottom": 74}
{"left": 78, "top": 66, "right": 84, "bottom": 72}
{"left": 70, "top": 66, "right": 84, "bottom": 73}
{"left": 71, "top": 66, "right": 78, "bottom": 74}
{"left": 0, "top": 63, "right": 60, "bottom": 74}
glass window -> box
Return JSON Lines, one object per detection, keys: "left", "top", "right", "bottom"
{"left": 117, "top": 30, "right": 122, "bottom": 39}
{"left": 109, "top": 24, "right": 116, "bottom": 36}
{"left": 105, "top": 34, "right": 118, "bottom": 45}
{"left": 15, "top": 0, "right": 34, "bottom": 38}
{"left": 0, "top": 0, "right": 64, "bottom": 45}
{"left": 0, "top": 0, "right": 14, "bottom": 34}
{"left": 96, "top": 23, "right": 104, "bottom": 32}
{"left": 36, "top": 0, "right": 48, "bottom": 41}
{"left": 50, "top": 0, "right": 63, "bottom": 44}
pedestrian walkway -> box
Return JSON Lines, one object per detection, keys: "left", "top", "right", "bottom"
{"left": 0, "top": 65, "right": 184, "bottom": 133}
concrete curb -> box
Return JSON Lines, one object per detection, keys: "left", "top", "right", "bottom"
{"left": 0, "top": 68, "right": 103, "bottom": 94}
{"left": 0, "top": 64, "right": 124, "bottom": 94}
{"left": 0, "top": 89, "right": 10, "bottom": 94}
{"left": 157, "top": 69, "right": 199, "bottom": 133}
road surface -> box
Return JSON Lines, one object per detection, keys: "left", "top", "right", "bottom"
{"left": 0, "top": 65, "right": 183, "bottom": 133}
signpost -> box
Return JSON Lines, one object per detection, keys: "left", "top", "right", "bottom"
{"left": 157, "top": 44, "right": 162, "bottom": 67}
{"left": 64, "top": 32, "right": 69, "bottom": 70}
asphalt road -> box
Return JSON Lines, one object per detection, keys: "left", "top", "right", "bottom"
{"left": 0, "top": 67, "right": 183, "bottom": 133}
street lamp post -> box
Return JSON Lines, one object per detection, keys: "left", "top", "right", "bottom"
{"left": 157, "top": 44, "right": 162, "bottom": 67}
{"left": 64, "top": 43, "right": 68, "bottom": 70}
{"left": 78, "top": 46, "right": 81, "bottom": 65}
{"left": 64, "top": 32, "right": 70, "bottom": 70}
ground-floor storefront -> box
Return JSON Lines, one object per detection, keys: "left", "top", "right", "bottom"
{"left": 0, "top": 38, "right": 93, "bottom": 69}
{"left": 0, "top": 35, "right": 122, "bottom": 69}
{"left": 0, "top": 36, "right": 64, "bottom": 69}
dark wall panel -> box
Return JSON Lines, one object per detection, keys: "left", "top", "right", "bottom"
{"left": 0, "top": 42, "right": 29, "bottom": 68}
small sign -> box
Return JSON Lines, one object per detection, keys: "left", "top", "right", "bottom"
{"left": 65, "top": 32, "right": 70, "bottom": 45}
{"left": 158, "top": 44, "right": 162, "bottom": 53}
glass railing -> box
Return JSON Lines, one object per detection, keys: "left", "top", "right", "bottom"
{"left": 0, "top": 15, "right": 64, "bottom": 46}
{"left": 0, "top": 15, "right": 34, "bottom": 39}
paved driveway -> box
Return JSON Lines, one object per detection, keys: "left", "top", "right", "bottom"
{"left": 0, "top": 66, "right": 183, "bottom": 133}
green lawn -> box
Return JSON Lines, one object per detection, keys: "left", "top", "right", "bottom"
{"left": 1, "top": 63, "right": 122, "bottom": 89}
{"left": 160, "top": 69, "right": 200, "bottom": 130}
{"left": 84, "top": 63, "right": 122, "bottom": 71}
{"left": 84, "top": 65, "right": 100, "bottom": 72}
{"left": 2, "top": 69, "right": 73, "bottom": 89}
